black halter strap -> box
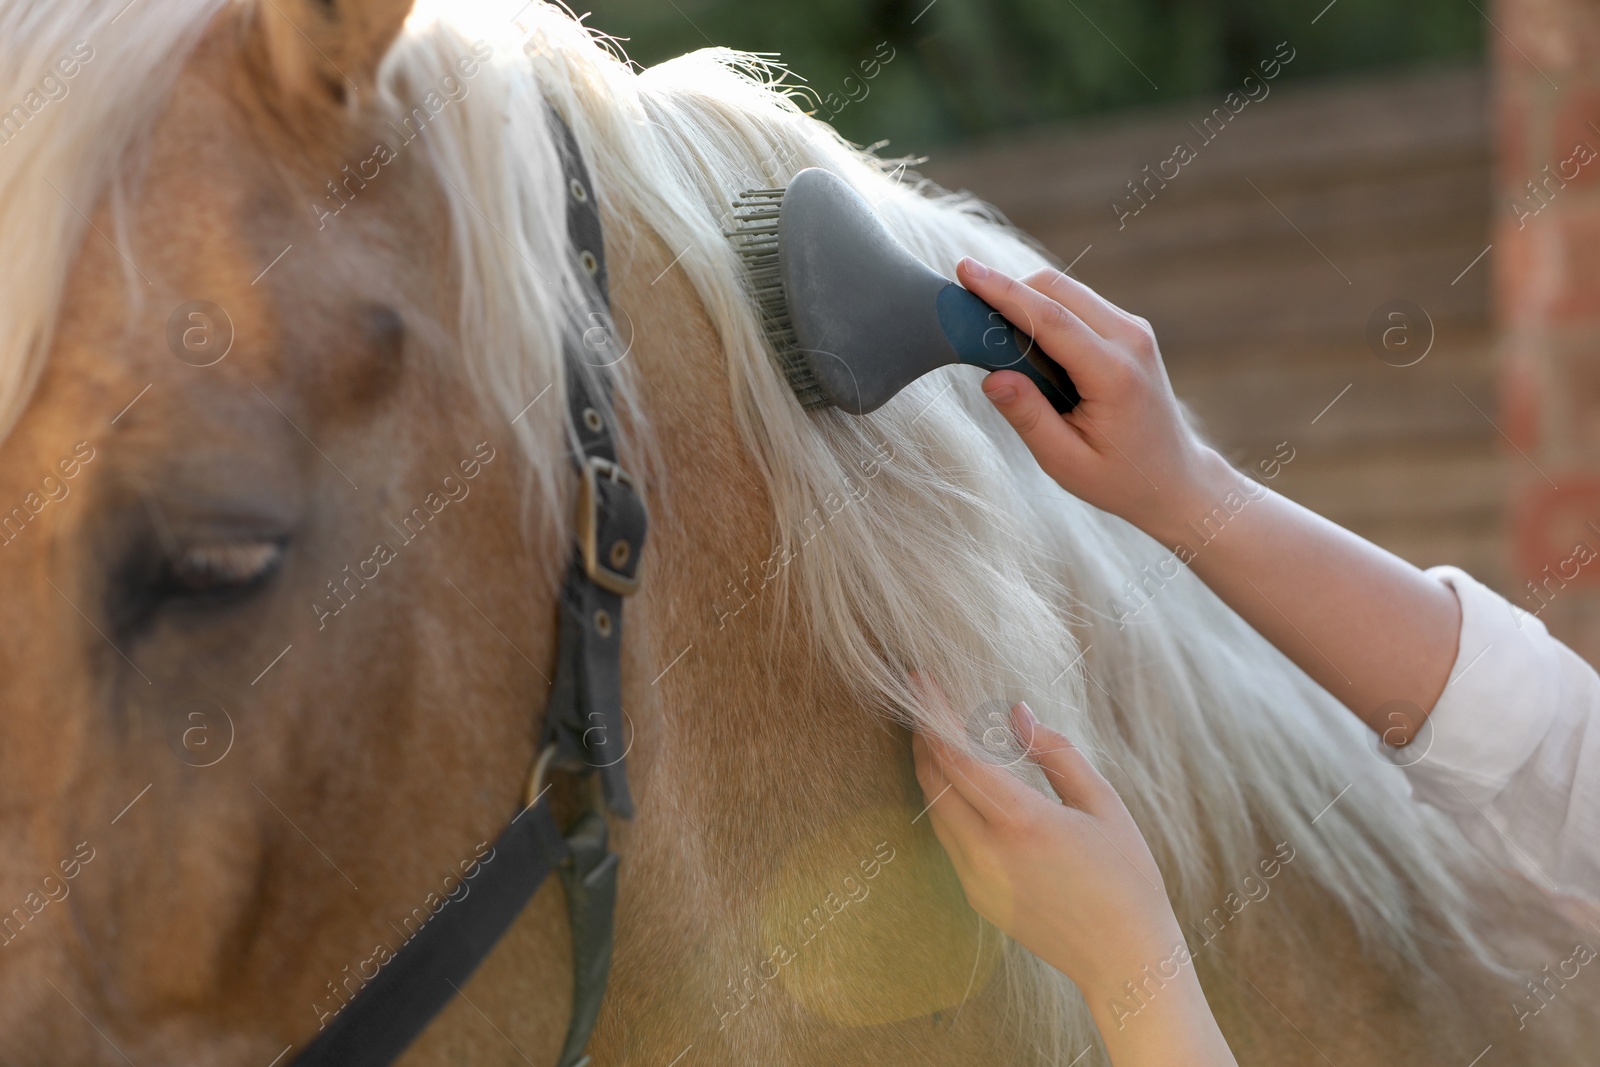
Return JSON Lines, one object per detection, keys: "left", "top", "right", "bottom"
{"left": 291, "top": 104, "right": 643, "bottom": 1067}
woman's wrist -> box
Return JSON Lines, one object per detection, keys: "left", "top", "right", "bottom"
{"left": 1087, "top": 964, "right": 1236, "bottom": 1067}
{"left": 1068, "top": 919, "right": 1194, "bottom": 1020}
{"left": 1136, "top": 446, "right": 1249, "bottom": 551}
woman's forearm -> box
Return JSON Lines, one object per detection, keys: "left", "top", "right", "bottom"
{"left": 1147, "top": 450, "right": 1461, "bottom": 744}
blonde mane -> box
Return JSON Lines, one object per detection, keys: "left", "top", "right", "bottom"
{"left": 3, "top": 0, "right": 1502, "bottom": 1058}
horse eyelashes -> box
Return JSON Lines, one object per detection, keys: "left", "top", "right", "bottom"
{"left": 164, "top": 541, "right": 285, "bottom": 596}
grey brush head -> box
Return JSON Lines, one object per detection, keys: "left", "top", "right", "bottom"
{"left": 727, "top": 168, "right": 1078, "bottom": 416}
{"left": 728, "top": 169, "right": 951, "bottom": 414}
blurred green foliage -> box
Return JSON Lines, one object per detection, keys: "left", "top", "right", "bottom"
{"left": 584, "top": 0, "right": 1483, "bottom": 153}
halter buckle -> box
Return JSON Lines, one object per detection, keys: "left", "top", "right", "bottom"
{"left": 576, "top": 456, "right": 642, "bottom": 597}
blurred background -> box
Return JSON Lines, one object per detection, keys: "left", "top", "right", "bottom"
{"left": 590, "top": 0, "right": 1600, "bottom": 663}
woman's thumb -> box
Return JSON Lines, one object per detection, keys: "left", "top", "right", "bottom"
{"left": 983, "top": 371, "right": 1081, "bottom": 470}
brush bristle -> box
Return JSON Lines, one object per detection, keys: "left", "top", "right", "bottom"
{"left": 727, "top": 188, "right": 829, "bottom": 409}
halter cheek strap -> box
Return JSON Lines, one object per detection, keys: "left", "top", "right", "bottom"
{"left": 291, "top": 104, "right": 643, "bottom": 1067}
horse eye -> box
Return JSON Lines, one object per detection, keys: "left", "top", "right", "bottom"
{"left": 163, "top": 540, "right": 285, "bottom": 597}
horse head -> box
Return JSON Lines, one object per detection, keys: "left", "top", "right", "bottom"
{"left": 6, "top": 2, "right": 1600, "bottom": 1065}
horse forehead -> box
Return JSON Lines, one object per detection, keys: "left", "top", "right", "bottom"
{"left": 138, "top": 31, "right": 290, "bottom": 251}
{"left": 47, "top": 61, "right": 420, "bottom": 432}
{"left": 46, "top": 67, "right": 283, "bottom": 383}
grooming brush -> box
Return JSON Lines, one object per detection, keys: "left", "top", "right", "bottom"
{"left": 727, "top": 167, "right": 1080, "bottom": 416}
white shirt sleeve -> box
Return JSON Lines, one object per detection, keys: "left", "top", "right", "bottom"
{"left": 1396, "top": 565, "right": 1600, "bottom": 896}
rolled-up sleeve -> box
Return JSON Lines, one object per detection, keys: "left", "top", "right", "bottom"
{"left": 1396, "top": 565, "right": 1600, "bottom": 896}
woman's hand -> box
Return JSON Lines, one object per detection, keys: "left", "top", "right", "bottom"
{"left": 956, "top": 258, "right": 1462, "bottom": 745}
{"left": 910, "top": 680, "right": 1238, "bottom": 1066}
{"left": 910, "top": 692, "right": 1182, "bottom": 995}
{"left": 956, "top": 257, "right": 1234, "bottom": 544}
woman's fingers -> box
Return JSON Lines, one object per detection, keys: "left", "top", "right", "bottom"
{"left": 952, "top": 262, "right": 1087, "bottom": 465}
{"left": 912, "top": 731, "right": 987, "bottom": 847}
{"left": 956, "top": 257, "right": 1124, "bottom": 398}
{"left": 929, "top": 733, "right": 1038, "bottom": 826}
{"left": 1010, "top": 702, "right": 1115, "bottom": 814}
{"left": 1015, "top": 265, "right": 1138, "bottom": 340}
{"left": 980, "top": 369, "right": 1095, "bottom": 477}
{"left": 908, "top": 672, "right": 1039, "bottom": 827}
{"left": 1017, "top": 266, "right": 1146, "bottom": 343}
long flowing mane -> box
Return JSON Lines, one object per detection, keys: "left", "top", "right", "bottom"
{"left": 4, "top": 0, "right": 1508, "bottom": 1058}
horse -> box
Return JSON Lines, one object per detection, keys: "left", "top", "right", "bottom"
{"left": 0, "top": 0, "right": 1596, "bottom": 1063}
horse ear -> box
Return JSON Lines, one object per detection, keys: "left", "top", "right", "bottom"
{"left": 249, "top": 0, "right": 414, "bottom": 109}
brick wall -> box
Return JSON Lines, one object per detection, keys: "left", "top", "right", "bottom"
{"left": 1497, "top": 0, "right": 1600, "bottom": 663}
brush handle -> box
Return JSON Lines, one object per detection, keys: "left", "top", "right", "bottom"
{"left": 935, "top": 283, "right": 1081, "bottom": 413}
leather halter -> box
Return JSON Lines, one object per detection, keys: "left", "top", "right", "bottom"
{"left": 293, "top": 105, "right": 644, "bottom": 1067}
